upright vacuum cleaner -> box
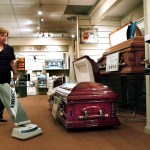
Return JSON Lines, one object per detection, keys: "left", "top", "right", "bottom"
{"left": 0, "top": 83, "right": 42, "bottom": 140}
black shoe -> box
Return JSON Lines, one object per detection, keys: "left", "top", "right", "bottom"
{"left": 0, "top": 118, "right": 7, "bottom": 122}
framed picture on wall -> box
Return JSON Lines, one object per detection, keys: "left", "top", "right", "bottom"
{"left": 80, "top": 28, "right": 99, "bottom": 43}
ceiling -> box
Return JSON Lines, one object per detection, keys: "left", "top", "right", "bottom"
{"left": 0, "top": 0, "right": 143, "bottom": 38}
{"left": 0, "top": 0, "right": 99, "bottom": 38}
{"left": 104, "top": 0, "right": 143, "bottom": 19}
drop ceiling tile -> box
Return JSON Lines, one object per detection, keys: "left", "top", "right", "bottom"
{"left": 42, "top": 5, "right": 66, "bottom": 15}
{"left": 11, "top": 0, "right": 39, "bottom": 4}
{"left": 41, "top": 0, "right": 69, "bottom": 5}
{"left": 8, "top": 29, "right": 22, "bottom": 37}
{"left": 0, "top": 14, "right": 16, "bottom": 21}
{"left": 0, "top": 22, "right": 19, "bottom": 28}
{"left": 42, "top": 15, "right": 62, "bottom": 22}
{"left": 64, "top": 5, "right": 93, "bottom": 15}
{"left": 16, "top": 15, "right": 39, "bottom": 22}
{"left": 68, "top": 0, "right": 98, "bottom": 5}
{"left": 12, "top": 5, "right": 38, "bottom": 15}
{"left": 0, "top": 0, "right": 10, "bottom": 4}
{"left": 0, "top": 5, "right": 13, "bottom": 13}
{"left": 18, "top": 21, "right": 38, "bottom": 28}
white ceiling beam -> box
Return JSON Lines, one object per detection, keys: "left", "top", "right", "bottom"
{"left": 89, "top": 0, "right": 121, "bottom": 25}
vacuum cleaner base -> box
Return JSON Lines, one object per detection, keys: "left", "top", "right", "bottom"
{"left": 11, "top": 124, "right": 42, "bottom": 140}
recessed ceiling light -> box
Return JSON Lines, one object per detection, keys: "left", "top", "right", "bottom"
{"left": 38, "top": 10, "right": 42, "bottom": 15}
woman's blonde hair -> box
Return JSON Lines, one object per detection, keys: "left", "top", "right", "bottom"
{"left": 0, "top": 27, "right": 9, "bottom": 36}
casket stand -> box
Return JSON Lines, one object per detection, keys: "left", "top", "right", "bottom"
{"left": 97, "top": 22, "right": 146, "bottom": 122}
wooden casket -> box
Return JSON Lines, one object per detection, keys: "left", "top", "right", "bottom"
{"left": 98, "top": 22, "right": 145, "bottom": 75}
{"left": 51, "top": 56, "right": 120, "bottom": 128}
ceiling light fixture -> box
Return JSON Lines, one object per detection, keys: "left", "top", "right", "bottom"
{"left": 38, "top": 10, "right": 42, "bottom": 15}
{"left": 38, "top": 4, "right": 43, "bottom": 15}
{"left": 71, "top": 34, "right": 75, "bottom": 38}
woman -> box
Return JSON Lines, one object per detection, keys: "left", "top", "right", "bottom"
{"left": 0, "top": 27, "right": 17, "bottom": 122}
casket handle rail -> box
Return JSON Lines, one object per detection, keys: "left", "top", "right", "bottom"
{"left": 78, "top": 106, "right": 106, "bottom": 120}
{"left": 140, "top": 55, "right": 146, "bottom": 65}
{"left": 119, "top": 57, "right": 126, "bottom": 66}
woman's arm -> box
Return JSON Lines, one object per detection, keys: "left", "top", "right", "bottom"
{"left": 10, "top": 60, "right": 17, "bottom": 81}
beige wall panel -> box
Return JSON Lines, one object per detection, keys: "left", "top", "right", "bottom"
{"left": 79, "top": 49, "right": 105, "bottom": 56}
{"left": 98, "top": 37, "right": 110, "bottom": 44}
{"left": 97, "top": 32, "right": 110, "bottom": 38}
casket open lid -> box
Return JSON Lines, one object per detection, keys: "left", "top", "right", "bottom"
{"left": 109, "top": 21, "right": 142, "bottom": 47}
{"left": 73, "top": 55, "right": 100, "bottom": 83}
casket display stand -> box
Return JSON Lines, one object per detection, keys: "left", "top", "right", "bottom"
{"left": 97, "top": 22, "right": 146, "bottom": 123}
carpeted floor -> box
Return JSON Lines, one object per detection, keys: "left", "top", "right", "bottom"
{"left": 0, "top": 95, "right": 150, "bottom": 150}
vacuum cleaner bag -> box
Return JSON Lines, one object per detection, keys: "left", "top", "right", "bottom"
{"left": 0, "top": 83, "right": 28, "bottom": 123}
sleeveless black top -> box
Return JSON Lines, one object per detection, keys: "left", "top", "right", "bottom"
{"left": 0, "top": 44, "right": 15, "bottom": 73}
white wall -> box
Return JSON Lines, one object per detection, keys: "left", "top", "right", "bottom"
{"left": 78, "top": 16, "right": 120, "bottom": 62}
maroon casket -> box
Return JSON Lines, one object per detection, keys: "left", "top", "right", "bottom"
{"left": 97, "top": 22, "right": 145, "bottom": 75}
{"left": 98, "top": 36, "right": 145, "bottom": 75}
{"left": 50, "top": 56, "right": 120, "bottom": 128}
